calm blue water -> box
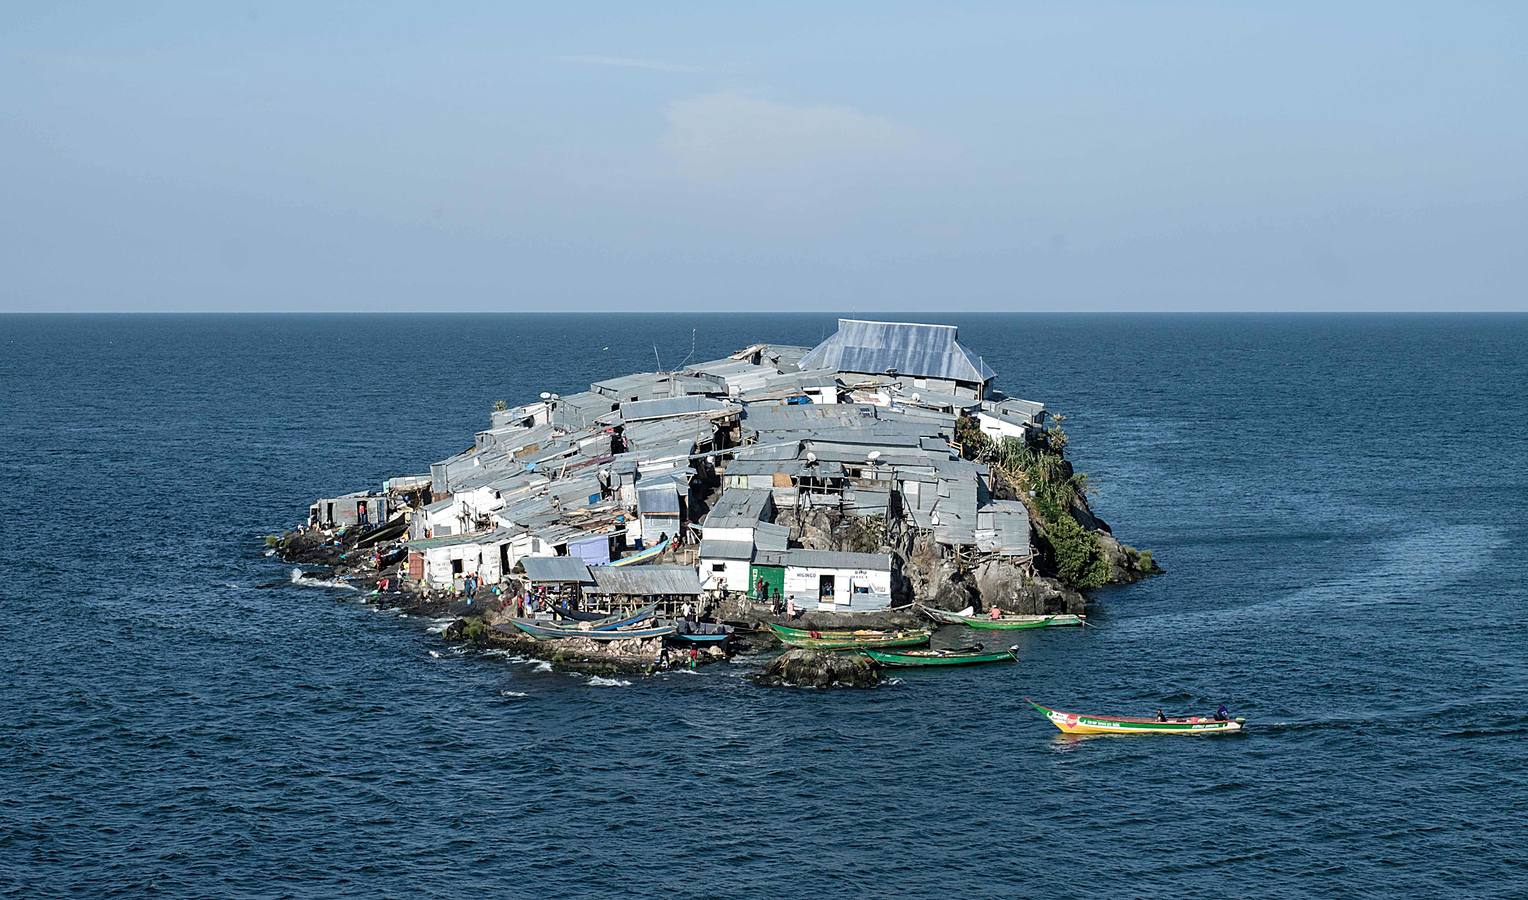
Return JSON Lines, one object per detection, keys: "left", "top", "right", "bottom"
{"left": 3, "top": 314, "right": 1526, "bottom": 898}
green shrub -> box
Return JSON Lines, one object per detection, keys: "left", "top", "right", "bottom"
{"left": 983, "top": 427, "right": 1110, "bottom": 590}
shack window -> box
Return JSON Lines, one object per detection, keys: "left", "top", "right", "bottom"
{"left": 711, "top": 563, "right": 726, "bottom": 573}
{"left": 451, "top": 559, "right": 464, "bottom": 575}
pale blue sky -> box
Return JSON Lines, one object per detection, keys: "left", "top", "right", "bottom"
{"left": 3, "top": 2, "right": 1525, "bottom": 311}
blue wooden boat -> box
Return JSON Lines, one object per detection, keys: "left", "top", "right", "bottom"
{"left": 670, "top": 621, "right": 733, "bottom": 643}
{"left": 556, "top": 603, "right": 657, "bottom": 630}
{"left": 610, "top": 537, "right": 670, "bottom": 567}
{"left": 509, "top": 619, "right": 676, "bottom": 641}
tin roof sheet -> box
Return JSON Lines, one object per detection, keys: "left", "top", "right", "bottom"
{"left": 783, "top": 549, "right": 893, "bottom": 571}
{"left": 520, "top": 556, "right": 595, "bottom": 583}
{"left": 589, "top": 565, "right": 704, "bottom": 596}
{"left": 698, "top": 539, "right": 754, "bottom": 561}
{"left": 798, "top": 319, "right": 996, "bottom": 383}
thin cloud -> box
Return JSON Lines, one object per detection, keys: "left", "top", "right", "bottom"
{"left": 661, "top": 91, "right": 939, "bottom": 182}
{"left": 556, "top": 55, "right": 701, "bottom": 73}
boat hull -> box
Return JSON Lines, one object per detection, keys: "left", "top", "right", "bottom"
{"left": 917, "top": 606, "right": 1084, "bottom": 629}
{"left": 510, "top": 619, "right": 676, "bottom": 641}
{"left": 610, "top": 538, "right": 670, "bottom": 567}
{"left": 963, "top": 614, "right": 1083, "bottom": 630}
{"left": 556, "top": 604, "right": 659, "bottom": 630}
{"left": 1026, "top": 698, "right": 1245, "bottom": 735}
{"left": 767, "top": 623, "right": 931, "bottom": 650}
{"left": 863, "top": 648, "right": 1016, "bottom": 667}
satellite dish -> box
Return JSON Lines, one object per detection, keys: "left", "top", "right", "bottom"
{"left": 539, "top": 391, "right": 552, "bottom": 400}
{"left": 805, "top": 452, "right": 817, "bottom": 464}
{"left": 867, "top": 450, "right": 882, "bottom": 463}
{"left": 911, "top": 393, "right": 921, "bottom": 403}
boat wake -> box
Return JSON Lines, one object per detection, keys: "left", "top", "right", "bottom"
{"left": 1149, "top": 524, "right": 1508, "bottom": 628}
{"left": 586, "top": 676, "right": 632, "bottom": 687}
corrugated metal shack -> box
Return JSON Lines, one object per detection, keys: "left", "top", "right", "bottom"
{"left": 375, "top": 318, "right": 1046, "bottom": 608}
{"left": 587, "top": 565, "right": 705, "bottom": 616}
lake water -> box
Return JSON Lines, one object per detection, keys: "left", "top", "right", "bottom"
{"left": 2, "top": 313, "right": 1525, "bottom": 898}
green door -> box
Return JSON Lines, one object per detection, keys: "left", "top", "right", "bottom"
{"left": 748, "top": 564, "right": 784, "bottom": 600}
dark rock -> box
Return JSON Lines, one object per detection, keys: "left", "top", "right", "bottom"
{"left": 1095, "top": 531, "right": 1161, "bottom": 584}
{"left": 972, "top": 560, "right": 1085, "bottom": 614}
{"left": 757, "top": 649, "right": 880, "bottom": 689}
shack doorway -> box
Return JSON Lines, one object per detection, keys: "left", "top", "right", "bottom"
{"left": 356, "top": 500, "right": 369, "bottom": 524}
{"left": 818, "top": 574, "right": 835, "bottom": 603}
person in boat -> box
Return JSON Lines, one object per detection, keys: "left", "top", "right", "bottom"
{"left": 1156, "top": 709, "right": 1167, "bottom": 722}
{"left": 1214, "top": 704, "right": 1230, "bottom": 721}
{"left": 988, "top": 605, "right": 1003, "bottom": 621}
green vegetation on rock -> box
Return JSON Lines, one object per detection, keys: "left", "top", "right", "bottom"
{"left": 957, "top": 414, "right": 1112, "bottom": 590}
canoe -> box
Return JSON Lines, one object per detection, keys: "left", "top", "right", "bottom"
{"left": 919, "top": 606, "right": 1085, "bottom": 630}
{"left": 1025, "top": 698, "right": 1246, "bottom": 735}
{"left": 557, "top": 606, "right": 615, "bottom": 622}
{"left": 554, "top": 604, "right": 658, "bottom": 631}
{"left": 768, "top": 622, "right": 928, "bottom": 639}
{"left": 766, "top": 622, "right": 931, "bottom": 650}
{"left": 862, "top": 646, "right": 1017, "bottom": 667}
{"left": 916, "top": 605, "right": 973, "bottom": 625}
{"left": 670, "top": 621, "right": 733, "bottom": 643}
{"left": 509, "top": 619, "right": 676, "bottom": 641}
{"left": 610, "top": 537, "right": 670, "bottom": 567}
{"left": 671, "top": 631, "right": 730, "bottom": 643}
{"left": 963, "top": 614, "right": 1083, "bottom": 630}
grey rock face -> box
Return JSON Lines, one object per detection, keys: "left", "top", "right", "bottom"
{"left": 757, "top": 649, "right": 880, "bottom": 689}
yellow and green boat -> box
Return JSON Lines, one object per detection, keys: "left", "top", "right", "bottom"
{"left": 1026, "top": 698, "right": 1246, "bottom": 735}
{"left": 862, "top": 646, "right": 1017, "bottom": 667}
{"left": 766, "top": 622, "right": 931, "bottom": 650}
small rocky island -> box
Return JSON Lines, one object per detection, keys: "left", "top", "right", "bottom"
{"left": 276, "top": 319, "right": 1157, "bottom": 684}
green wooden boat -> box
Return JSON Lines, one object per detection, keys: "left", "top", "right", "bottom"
{"left": 862, "top": 646, "right": 1017, "bottom": 667}
{"left": 961, "top": 613, "right": 1084, "bottom": 630}
{"left": 917, "top": 605, "right": 1086, "bottom": 630}
{"left": 766, "top": 622, "right": 931, "bottom": 650}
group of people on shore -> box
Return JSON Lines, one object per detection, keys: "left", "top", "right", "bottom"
{"left": 754, "top": 575, "right": 797, "bottom": 618}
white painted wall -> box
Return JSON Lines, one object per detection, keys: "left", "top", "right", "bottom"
{"left": 699, "top": 558, "right": 751, "bottom": 593}
{"left": 783, "top": 565, "right": 893, "bottom": 612}
{"left": 977, "top": 411, "right": 1029, "bottom": 442}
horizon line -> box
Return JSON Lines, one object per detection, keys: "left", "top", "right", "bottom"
{"left": 4, "top": 309, "right": 1527, "bottom": 316}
